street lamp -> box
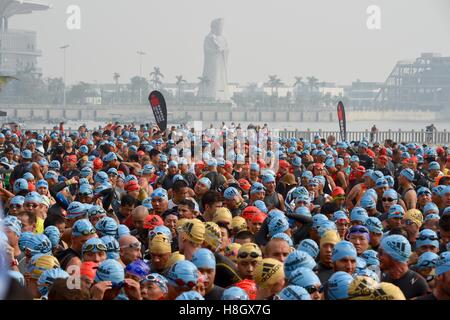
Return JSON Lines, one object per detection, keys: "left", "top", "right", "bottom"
{"left": 60, "top": 45, "right": 70, "bottom": 106}
{"left": 137, "top": 51, "right": 146, "bottom": 104}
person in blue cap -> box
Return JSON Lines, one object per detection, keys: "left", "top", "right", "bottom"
{"left": 10, "top": 149, "right": 42, "bottom": 187}
{"left": 262, "top": 173, "right": 285, "bottom": 211}
{"left": 165, "top": 260, "right": 200, "bottom": 300}
{"left": 82, "top": 237, "right": 107, "bottom": 264}
{"left": 416, "top": 252, "right": 450, "bottom": 300}
{"left": 325, "top": 271, "right": 354, "bottom": 300}
{"left": 379, "top": 234, "right": 429, "bottom": 299}
{"left": 349, "top": 207, "right": 368, "bottom": 226}
{"left": 91, "top": 259, "right": 140, "bottom": 300}
{"left": 55, "top": 219, "right": 96, "bottom": 271}
{"left": 380, "top": 189, "right": 400, "bottom": 221}
{"left": 331, "top": 240, "right": 357, "bottom": 275}
{"left": 140, "top": 273, "right": 169, "bottom": 300}
{"left": 415, "top": 229, "right": 439, "bottom": 256}
{"left": 398, "top": 168, "right": 417, "bottom": 210}
{"left": 191, "top": 248, "right": 224, "bottom": 300}
{"left": 385, "top": 204, "right": 405, "bottom": 232}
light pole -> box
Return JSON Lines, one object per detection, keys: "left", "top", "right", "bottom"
{"left": 137, "top": 51, "right": 146, "bottom": 104}
{"left": 60, "top": 45, "right": 70, "bottom": 106}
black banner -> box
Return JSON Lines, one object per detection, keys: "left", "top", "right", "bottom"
{"left": 337, "top": 101, "right": 347, "bottom": 141}
{"left": 148, "top": 90, "right": 168, "bottom": 132}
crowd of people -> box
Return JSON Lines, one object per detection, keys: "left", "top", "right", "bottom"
{"left": 0, "top": 121, "right": 449, "bottom": 300}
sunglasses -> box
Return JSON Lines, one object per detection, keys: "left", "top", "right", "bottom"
{"left": 25, "top": 203, "right": 39, "bottom": 208}
{"left": 417, "top": 235, "right": 439, "bottom": 241}
{"left": 238, "top": 251, "right": 261, "bottom": 259}
{"left": 420, "top": 259, "right": 438, "bottom": 268}
{"left": 74, "top": 228, "right": 96, "bottom": 236}
{"left": 79, "top": 192, "right": 93, "bottom": 197}
{"left": 349, "top": 227, "right": 369, "bottom": 234}
{"left": 11, "top": 204, "right": 23, "bottom": 209}
{"left": 84, "top": 243, "right": 107, "bottom": 252}
{"left": 382, "top": 198, "right": 396, "bottom": 202}
{"left": 304, "top": 285, "right": 324, "bottom": 294}
{"left": 405, "top": 220, "right": 415, "bottom": 226}
{"left": 175, "top": 278, "right": 197, "bottom": 289}
{"left": 120, "top": 242, "right": 141, "bottom": 249}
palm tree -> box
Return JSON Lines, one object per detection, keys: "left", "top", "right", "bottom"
{"left": 265, "top": 75, "right": 278, "bottom": 96}
{"left": 306, "top": 76, "right": 319, "bottom": 93}
{"left": 293, "top": 76, "right": 303, "bottom": 88}
{"left": 175, "top": 75, "right": 187, "bottom": 103}
{"left": 150, "top": 67, "right": 164, "bottom": 90}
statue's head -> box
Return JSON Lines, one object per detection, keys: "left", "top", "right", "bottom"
{"left": 211, "top": 18, "right": 224, "bottom": 35}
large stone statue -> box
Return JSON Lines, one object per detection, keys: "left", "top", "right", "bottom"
{"left": 199, "top": 18, "right": 230, "bottom": 101}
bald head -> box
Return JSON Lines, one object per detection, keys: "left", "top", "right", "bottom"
{"left": 264, "top": 238, "right": 291, "bottom": 263}
{"left": 132, "top": 206, "right": 149, "bottom": 230}
{"left": 119, "top": 235, "right": 140, "bottom": 247}
{"left": 119, "top": 235, "right": 142, "bottom": 265}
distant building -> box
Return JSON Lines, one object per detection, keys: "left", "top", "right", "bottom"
{"left": 0, "top": 1, "right": 50, "bottom": 75}
{"left": 346, "top": 81, "right": 382, "bottom": 108}
{"left": 376, "top": 53, "right": 450, "bottom": 110}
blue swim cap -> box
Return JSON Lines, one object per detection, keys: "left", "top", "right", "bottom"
{"left": 125, "top": 259, "right": 150, "bottom": 279}
{"left": 18, "top": 232, "right": 34, "bottom": 251}
{"left": 67, "top": 201, "right": 88, "bottom": 219}
{"left": 88, "top": 205, "right": 107, "bottom": 218}
{"left": 416, "top": 252, "right": 439, "bottom": 270}
{"left": 28, "top": 234, "right": 52, "bottom": 256}
{"left": 95, "top": 259, "right": 125, "bottom": 285}
{"left": 365, "top": 217, "right": 383, "bottom": 234}
{"left": 191, "top": 248, "right": 216, "bottom": 270}
{"left": 297, "top": 239, "right": 319, "bottom": 259}
{"left": 416, "top": 229, "right": 439, "bottom": 249}
{"left": 289, "top": 266, "right": 321, "bottom": 289}
{"left": 82, "top": 237, "right": 107, "bottom": 255}
{"left": 268, "top": 214, "right": 289, "bottom": 237}
{"left": 43, "top": 226, "right": 60, "bottom": 248}
{"left": 37, "top": 268, "right": 69, "bottom": 297}
{"left": 350, "top": 207, "right": 368, "bottom": 224}
{"left": 101, "top": 236, "right": 120, "bottom": 260}
{"left": 72, "top": 219, "right": 95, "bottom": 238}
{"left": 276, "top": 285, "right": 311, "bottom": 300}
{"left": 96, "top": 217, "right": 119, "bottom": 237}
{"left": 327, "top": 271, "right": 354, "bottom": 300}
{"left": 284, "top": 251, "right": 317, "bottom": 280}
{"left": 221, "top": 287, "right": 249, "bottom": 300}
{"left": 272, "top": 233, "right": 293, "bottom": 247}
{"left": 332, "top": 241, "right": 357, "bottom": 263}
{"left": 175, "top": 291, "right": 204, "bottom": 300}
{"left": 361, "top": 250, "right": 380, "bottom": 267}
{"left": 253, "top": 200, "right": 268, "bottom": 213}
{"left": 117, "top": 224, "right": 131, "bottom": 239}
{"left": 380, "top": 235, "right": 411, "bottom": 263}
{"left": 166, "top": 260, "right": 199, "bottom": 289}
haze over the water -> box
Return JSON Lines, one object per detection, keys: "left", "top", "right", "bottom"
{"left": 11, "top": 0, "right": 450, "bottom": 85}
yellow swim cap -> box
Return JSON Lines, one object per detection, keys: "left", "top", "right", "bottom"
{"left": 213, "top": 207, "right": 233, "bottom": 225}
{"left": 203, "top": 222, "right": 222, "bottom": 250}
{"left": 150, "top": 234, "right": 172, "bottom": 255}
{"left": 254, "top": 258, "right": 284, "bottom": 289}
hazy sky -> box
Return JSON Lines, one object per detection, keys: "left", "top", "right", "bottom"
{"left": 11, "top": 0, "right": 450, "bottom": 85}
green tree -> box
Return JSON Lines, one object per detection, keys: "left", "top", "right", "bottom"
{"left": 175, "top": 75, "right": 187, "bottom": 103}
{"left": 149, "top": 67, "right": 164, "bottom": 90}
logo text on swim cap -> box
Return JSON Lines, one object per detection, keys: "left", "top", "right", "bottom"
{"left": 261, "top": 263, "right": 281, "bottom": 282}
{"left": 386, "top": 240, "right": 406, "bottom": 256}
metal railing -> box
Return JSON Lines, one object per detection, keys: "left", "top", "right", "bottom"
{"left": 279, "top": 129, "right": 450, "bottom": 144}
